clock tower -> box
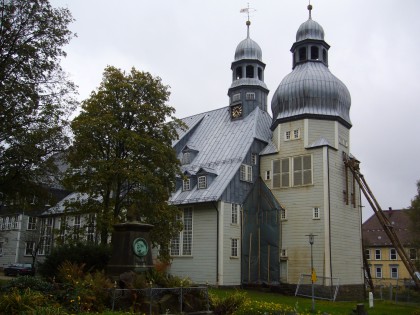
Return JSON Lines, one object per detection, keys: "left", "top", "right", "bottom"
{"left": 228, "top": 20, "right": 269, "bottom": 120}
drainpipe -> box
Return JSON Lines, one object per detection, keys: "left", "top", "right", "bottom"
{"left": 212, "top": 201, "right": 219, "bottom": 285}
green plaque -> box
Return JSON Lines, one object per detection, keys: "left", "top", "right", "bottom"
{"left": 132, "top": 237, "right": 148, "bottom": 257}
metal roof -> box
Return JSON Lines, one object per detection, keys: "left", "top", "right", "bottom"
{"left": 170, "top": 106, "right": 272, "bottom": 205}
{"left": 229, "top": 78, "right": 268, "bottom": 90}
{"left": 296, "top": 18, "right": 325, "bottom": 42}
{"left": 234, "top": 37, "right": 263, "bottom": 62}
{"left": 271, "top": 62, "right": 351, "bottom": 127}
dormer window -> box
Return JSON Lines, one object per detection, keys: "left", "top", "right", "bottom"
{"left": 183, "top": 179, "right": 191, "bottom": 191}
{"left": 182, "top": 152, "right": 191, "bottom": 165}
{"left": 197, "top": 176, "right": 207, "bottom": 189}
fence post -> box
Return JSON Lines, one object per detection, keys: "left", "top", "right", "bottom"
{"left": 180, "top": 282, "right": 183, "bottom": 314}
{"left": 112, "top": 281, "right": 117, "bottom": 311}
{"left": 149, "top": 282, "right": 153, "bottom": 315}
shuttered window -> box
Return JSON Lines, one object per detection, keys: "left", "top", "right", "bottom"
{"left": 273, "top": 158, "right": 290, "bottom": 188}
{"left": 293, "top": 155, "right": 312, "bottom": 186}
{"left": 240, "top": 164, "right": 252, "bottom": 182}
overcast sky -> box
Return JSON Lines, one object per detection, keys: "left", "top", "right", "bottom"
{"left": 50, "top": 0, "right": 420, "bottom": 222}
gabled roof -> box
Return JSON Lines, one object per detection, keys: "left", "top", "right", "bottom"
{"left": 170, "top": 106, "right": 272, "bottom": 205}
{"left": 362, "top": 209, "right": 415, "bottom": 247}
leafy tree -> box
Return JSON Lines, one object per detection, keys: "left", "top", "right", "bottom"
{"left": 64, "top": 66, "right": 184, "bottom": 261}
{"left": 0, "top": 0, "right": 77, "bottom": 205}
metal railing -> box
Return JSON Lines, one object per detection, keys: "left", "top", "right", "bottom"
{"left": 109, "top": 285, "right": 211, "bottom": 314}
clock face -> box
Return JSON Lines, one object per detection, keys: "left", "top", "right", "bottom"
{"left": 231, "top": 105, "right": 243, "bottom": 118}
{"left": 132, "top": 238, "right": 149, "bottom": 257}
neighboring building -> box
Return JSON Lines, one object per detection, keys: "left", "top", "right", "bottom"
{"left": 363, "top": 209, "right": 419, "bottom": 286}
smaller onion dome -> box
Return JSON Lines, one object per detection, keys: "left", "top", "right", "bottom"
{"left": 234, "top": 37, "right": 262, "bottom": 61}
{"left": 296, "top": 19, "right": 325, "bottom": 42}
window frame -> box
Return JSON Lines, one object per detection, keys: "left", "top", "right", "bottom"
{"left": 293, "top": 155, "right": 312, "bottom": 186}
{"left": 280, "top": 208, "right": 287, "bottom": 221}
{"left": 231, "top": 238, "right": 238, "bottom": 257}
{"left": 313, "top": 207, "right": 320, "bottom": 220}
{"left": 251, "top": 153, "right": 257, "bottom": 165}
{"left": 273, "top": 158, "right": 290, "bottom": 188}
{"left": 231, "top": 204, "right": 239, "bottom": 225}
{"left": 265, "top": 170, "right": 271, "bottom": 180}
{"left": 390, "top": 248, "right": 398, "bottom": 260}
{"left": 365, "top": 249, "right": 371, "bottom": 260}
{"left": 240, "top": 164, "right": 252, "bottom": 182}
{"left": 182, "top": 178, "right": 191, "bottom": 191}
{"left": 170, "top": 207, "right": 193, "bottom": 256}
{"left": 390, "top": 265, "right": 399, "bottom": 279}
{"left": 409, "top": 248, "right": 417, "bottom": 260}
{"left": 246, "top": 92, "right": 256, "bottom": 100}
{"left": 375, "top": 265, "right": 383, "bottom": 278}
{"left": 25, "top": 241, "right": 35, "bottom": 256}
{"left": 27, "top": 216, "right": 37, "bottom": 230}
{"left": 197, "top": 176, "right": 207, "bottom": 189}
{"left": 375, "top": 249, "right": 381, "bottom": 260}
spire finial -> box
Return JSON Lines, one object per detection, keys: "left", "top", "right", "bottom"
{"left": 308, "top": 0, "right": 313, "bottom": 19}
{"left": 240, "top": 3, "right": 256, "bottom": 38}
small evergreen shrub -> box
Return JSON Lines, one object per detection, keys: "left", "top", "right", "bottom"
{"left": 210, "top": 290, "right": 247, "bottom": 315}
{"left": 3, "top": 275, "right": 54, "bottom": 293}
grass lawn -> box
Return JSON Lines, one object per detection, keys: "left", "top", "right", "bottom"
{"left": 210, "top": 287, "right": 420, "bottom": 315}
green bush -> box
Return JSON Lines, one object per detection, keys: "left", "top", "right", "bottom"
{"left": 0, "top": 288, "right": 48, "bottom": 314}
{"left": 210, "top": 290, "right": 247, "bottom": 315}
{"left": 37, "top": 243, "right": 111, "bottom": 278}
{"left": 3, "top": 275, "right": 54, "bottom": 293}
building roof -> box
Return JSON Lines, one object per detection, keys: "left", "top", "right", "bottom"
{"left": 170, "top": 106, "right": 272, "bottom": 205}
{"left": 362, "top": 209, "right": 415, "bottom": 247}
{"left": 296, "top": 18, "right": 325, "bottom": 42}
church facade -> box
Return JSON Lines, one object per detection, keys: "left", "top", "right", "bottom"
{"left": 168, "top": 6, "right": 364, "bottom": 292}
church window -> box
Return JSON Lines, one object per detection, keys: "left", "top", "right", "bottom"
{"left": 273, "top": 158, "right": 290, "bottom": 188}
{"left": 293, "top": 155, "right": 312, "bottom": 186}
{"left": 251, "top": 153, "right": 257, "bottom": 165}
{"left": 365, "top": 249, "right": 371, "bottom": 260}
{"left": 311, "top": 46, "right": 319, "bottom": 60}
{"left": 265, "top": 170, "right": 271, "bottom": 180}
{"left": 246, "top": 92, "right": 256, "bottom": 100}
{"left": 299, "top": 47, "right": 307, "bottom": 61}
{"left": 236, "top": 67, "right": 243, "bottom": 79}
{"left": 197, "top": 176, "right": 207, "bottom": 189}
{"left": 285, "top": 131, "right": 291, "bottom": 141}
{"left": 246, "top": 65, "right": 254, "bottom": 78}
{"left": 39, "top": 217, "right": 53, "bottom": 255}
{"left": 293, "top": 129, "right": 300, "bottom": 139}
{"left": 257, "top": 67, "right": 263, "bottom": 80}
{"left": 280, "top": 208, "right": 287, "bottom": 220}
{"left": 232, "top": 93, "right": 241, "bottom": 102}
{"left": 280, "top": 248, "right": 288, "bottom": 257}
{"left": 231, "top": 238, "right": 238, "bottom": 257}
{"left": 240, "top": 164, "right": 252, "bottom": 182}
{"left": 390, "top": 248, "right": 397, "bottom": 260}
{"left": 313, "top": 207, "right": 320, "bottom": 219}
{"left": 231, "top": 204, "right": 239, "bottom": 224}
{"left": 182, "top": 179, "right": 191, "bottom": 191}
{"left": 171, "top": 207, "right": 193, "bottom": 256}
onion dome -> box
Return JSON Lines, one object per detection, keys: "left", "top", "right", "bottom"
{"left": 271, "top": 5, "right": 351, "bottom": 129}
{"left": 234, "top": 21, "right": 263, "bottom": 62}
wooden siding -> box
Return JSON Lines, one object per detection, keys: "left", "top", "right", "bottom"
{"left": 222, "top": 202, "right": 241, "bottom": 285}
{"left": 169, "top": 204, "right": 218, "bottom": 284}
{"left": 260, "top": 119, "right": 363, "bottom": 285}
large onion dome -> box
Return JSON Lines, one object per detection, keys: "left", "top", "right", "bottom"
{"left": 271, "top": 7, "right": 351, "bottom": 129}
{"left": 234, "top": 37, "right": 263, "bottom": 62}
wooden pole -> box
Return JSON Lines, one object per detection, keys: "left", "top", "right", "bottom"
{"left": 258, "top": 227, "right": 261, "bottom": 282}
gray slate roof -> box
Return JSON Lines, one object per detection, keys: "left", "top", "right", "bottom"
{"left": 170, "top": 106, "right": 272, "bottom": 205}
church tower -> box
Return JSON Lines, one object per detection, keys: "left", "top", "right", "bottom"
{"left": 260, "top": 4, "right": 364, "bottom": 290}
{"left": 228, "top": 20, "right": 269, "bottom": 120}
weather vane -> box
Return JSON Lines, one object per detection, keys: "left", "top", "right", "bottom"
{"left": 308, "top": 0, "right": 313, "bottom": 19}
{"left": 240, "top": 3, "right": 256, "bottom": 38}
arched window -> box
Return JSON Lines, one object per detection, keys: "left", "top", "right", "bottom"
{"left": 236, "top": 67, "right": 243, "bottom": 80}
{"left": 257, "top": 67, "right": 262, "bottom": 80}
{"left": 246, "top": 65, "right": 254, "bottom": 78}
{"left": 311, "top": 46, "right": 319, "bottom": 60}
{"left": 299, "top": 47, "right": 307, "bottom": 61}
